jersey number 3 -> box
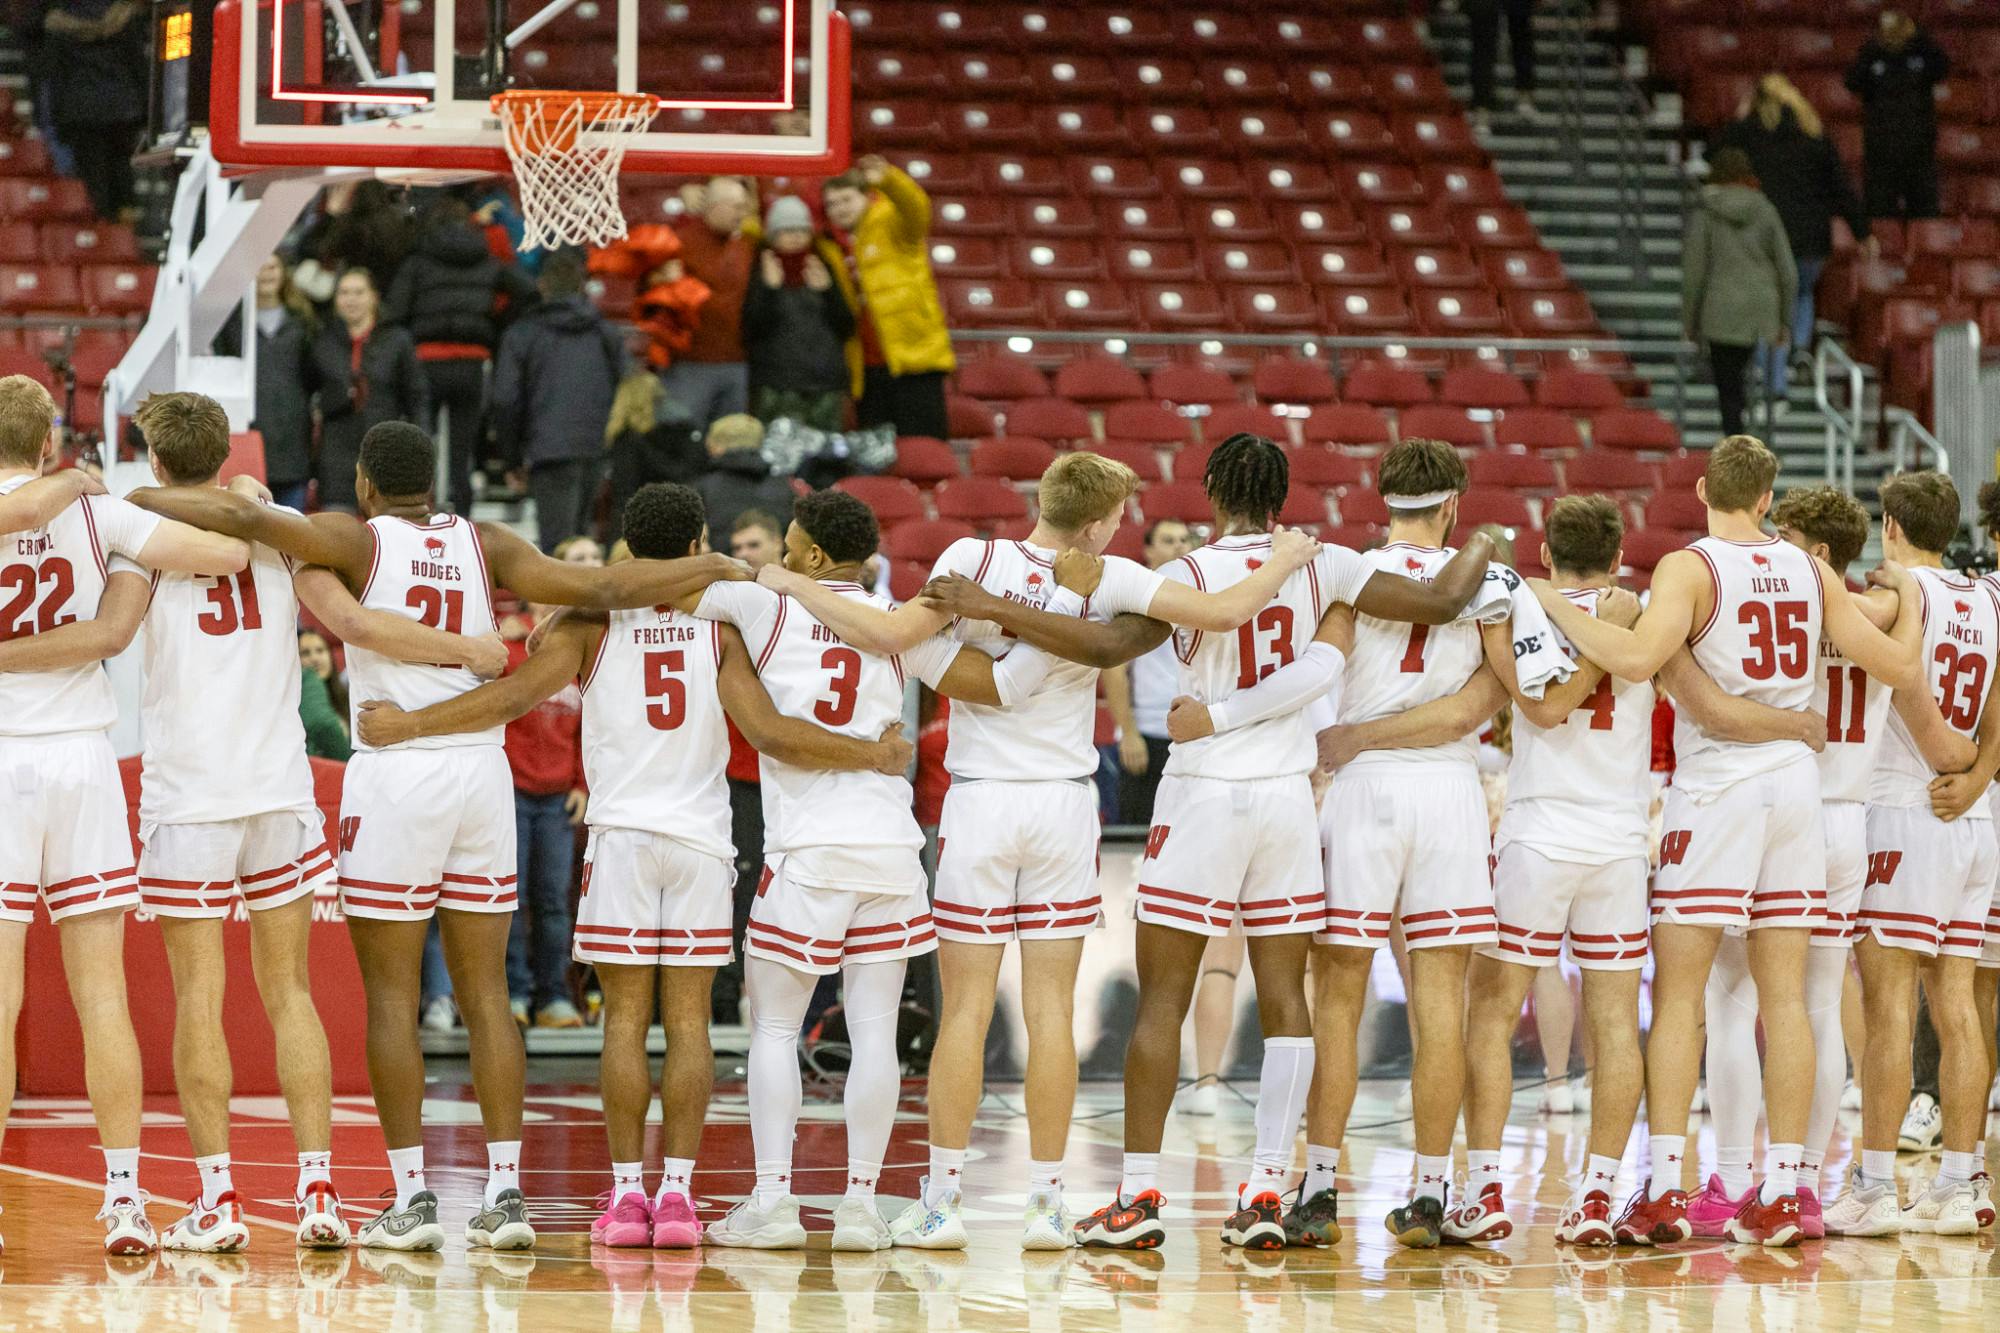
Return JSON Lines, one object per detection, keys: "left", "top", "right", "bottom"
{"left": 816, "top": 647, "right": 862, "bottom": 726}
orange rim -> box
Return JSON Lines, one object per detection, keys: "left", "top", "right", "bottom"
{"left": 489, "top": 89, "right": 659, "bottom": 156}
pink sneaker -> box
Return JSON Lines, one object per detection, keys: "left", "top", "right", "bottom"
{"left": 1686, "top": 1174, "right": 1751, "bottom": 1239}
{"left": 591, "top": 1193, "right": 653, "bottom": 1248}
{"left": 650, "top": 1191, "right": 702, "bottom": 1249}
{"left": 1795, "top": 1185, "right": 1825, "bottom": 1240}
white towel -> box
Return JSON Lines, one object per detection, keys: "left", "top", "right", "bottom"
{"left": 1462, "top": 563, "right": 1575, "bottom": 700}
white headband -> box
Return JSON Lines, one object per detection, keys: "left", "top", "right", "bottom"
{"left": 1384, "top": 490, "right": 1459, "bottom": 510}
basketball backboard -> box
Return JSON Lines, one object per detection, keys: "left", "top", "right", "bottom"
{"left": 204, "top": 0, "right": 848, "bottom": 177}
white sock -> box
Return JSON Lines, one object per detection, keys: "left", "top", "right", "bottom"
{"left": 297, "top": 1150, "right": 332, "bottom": 1197}
{"left": 1414, "top": 1154, "right": 1450, "bottom": 1205}
{"left": 1582, "top": 1153, "right": 1621, "bottom": 1198}
{"left": 1799, "top": 1147, "right": 1825, "bottom": 1189}
{"left": 1648, "top": 1136, "right": 1686, "bottom": 1197}
{"left": 1979, "top": 1142, "right": 1988, "bottom": 1171}
{"left": 1759, "top": 1143, "right": 1800, "bottom": 1203}
{"left": 927, "top": 1147, "right": 967, "bottom": 1205}
{"left": 611, "top": 1161, "right": 646, "bottom": 1205}
{"left": 846, "top": 1158, "right": 881, "bottom": 1201}
{"left": 1248, "top": 1036, "right": 1314, "bottom": 1193}
{"left": 1305, "top": 1144, "right": 1340, "bottom": 1195}
{"left": 1466, "top": 1149, "right": 1502, "bottom": 1190}
{"left": 195, "top": 1153, "right": 234, "bottom": 1210}
{"left": 103, "top": 1146, "right": 140, "bottom": 1208}
{"left": 1028, "top": 1159, "right": 1062, "bottom": 1205}
{"left": 484, "top": 1140, "right": 522, "bottom": 1207}
{"left": 1862, "top": 1149, "right": 1896, "bottom": 1188}
{"left": 658, "top": 1157, "right": 695, "bottom": 1200}
{"left": 388, "top": 1146, "right": 426, "bottom": 1210}
{"left": 1938, "top": 1149, "right": 1977, "bottom": 1188}
{"left": 1716, "top": 1145, "right": 1754, "bottom": 1199}
{"left": 1120, "top": 1152, "right": 1160, "bottom": 1203}
{"left": 753, "top": 1160, "right": 793, "bottom": 1206}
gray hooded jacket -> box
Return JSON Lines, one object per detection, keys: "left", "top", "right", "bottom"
{"left": 1682, "top": 183, "right": 1797, "bottom": 347}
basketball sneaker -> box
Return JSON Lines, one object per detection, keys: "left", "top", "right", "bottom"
{"left": 465, "top": 1188, "right": 536, "bottom": 1250}
{"left": 1724, "top": 1187, "right": 1803, "bottom": 1247}
{"left": 888, "top": 1183, "right": 968, "bottom": 1250}
{"left": 295, "top": 1180, "right": 350, "bottom": 1249}
{"left": 1220, "top": 1188, "right": 1285, "bottom": 1250}
{"left": 1073, "top": 1190, "right": 1166, "bottom": 1249}
{"left": 1823, "top": 1171, "right": 1902, "bottom": 1236}
{"left": 1384, "top": 1194, "right": 1445, "bottom": 1249}
{"left": 99, "top": 1196, "right": 157, "bottom": 1256}
{"left": 831, "top": 1197, "right": 891, "bottom": 1252}
{"left": 162, "top": 1193, "right": 250, "bottom": 1253}
{"left": 1611, "top": 1181, "right": 1691, "bottom": 1245}
{"left": 650, "top": 1192, "right": 702, "bottom": 1249}
{"left": 357, "top": 1191, "right": 444, "bottom": 1252}
{"left": 1898, "top": 1093, "right": 1943, "bottom": 1152}
{"left": 1556, "top": 1189, "right": 1615, "bottom": 1246}
{"left": 709, "top": 1195, "right": 807, "bottom": 1249}
{"left": 1795, "top": 1185, "right": 1825, "bottom": 1240}
{"left": 1441, "top": 1181, "right": 1512, "bottom": 1244}
{"left": 1021, "top": 1191, "right": 1073, "bottom": 1251}
{"left": 1901, "top": 1179, "right": 1979, "bottom": 1236}
{"left": 1538, "top": 1082, "right": 1574, "bottom": 1115}
{"left": 1970, "top": 1173, "right": 1995, "bottom": 1229}
{"left": 1686, "top": 1174, "right": 1751, "bottom": 1239}
{"left": 590, "top": 1193, "right": 652, "bottom": 1248}
{"left": 1281, "top": 1185, "right": 1342, "bottom": 1247}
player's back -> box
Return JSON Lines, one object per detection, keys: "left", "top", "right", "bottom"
{"left": 137, "top": 518, "right": 313, "bottom": 825}
{"left": 1339, "top": 542, "right": 1486, "bottom": 770}
{"left": 347, "top": 513, "right": 501, "bottom": 749}
{"left": 1814, "top": 624, "right": 1892, "bottom": 804}
{"left": 580, "top": 605, "right": 731, "bottom": 860}
{"left": 1163, "top": 534, "right": 1370, "bottom": 780}
{"left": 1872, "top": 564, "right": 2000, "bottom": 808}
{"left": 1674, "top": 534, "right": 1823, "bottom": 791}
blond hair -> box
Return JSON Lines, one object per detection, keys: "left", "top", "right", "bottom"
{"left": 1703, "top": 435, "right": 1779, "bottom": 514}
{"left": 1038, "top": 451, "right": 1140, "bottom": 532}
{"left": 706, "top": 413, "right": 765, "bottom": 455}
{"left": 135, "top": 391, "right": 233, "bottom": 484}
{"left": 0, "top": 375, "right": 56, "bottom": 469}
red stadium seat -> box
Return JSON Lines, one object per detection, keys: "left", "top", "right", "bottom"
{"left": 852, "top": 47, "right": 947, "bottom": 94}
{"left": 1535, "top": 369, "right": 1624, "bottom": 412}
{"left": 896, "top": 153, "right": 980, "bottom": 195}
{"left": 1086, "top": 439, "right": 1165, "bottom": 482}
{"left": 1204, "top": 402, "right": 1289, "bottom": 442}
{"left": 941, "top": 278, "right": 1038, "bottom": 327}
{"left": 1278, "top": 201, "right": 1371, "bottom": 246}
{"left": 1290, "top": 62, "right": 1372, "bottom": 110}
{"left": 1004, "top": 397, "right": 1095, "bottom": 442}
{"left": 1206, "top": 241, "right": 1297, "bottom": 285}
{"left": 1492, "top": 408, "right": 1584, "bottom": 451}
{"left": 1659, "top": 451, "right": 1712, "bottom": 489}
{"left": 1025, "top": 51, "right": 1114, "bottom": 97}
{"left": 1645, "top": 490, "right": 1710, "bottom": 531}
{"left": 952, "top": 51, "right": 1036, "bottom": 96}
{"left": 935, "top": 476, "right": 1030, "bottom": 525}
{"left": 1299, "top": 244, "right": 1394, "bottom": 288}
{"left": 1052, "top": 353, "right": 1144, "bottom": 404}
{"left": 1343, "top": 360, "right": 1432, "bottom": 407}
{"left": 1340, "top": 163, "right": 1425, "bottom": 206}
{"left": 1287, "top": 446, "right": 1366, "bottom": 489}
{"left": 1140, "top": 480, "right": 1213, "bottom": 523}
{"left": 0, "top": 138, "right": 53, "bottom": 176}
{"left": 1135, "top": 282, "right": 1230, "bottom": 330}
{"left": 39, "top": 224, "right": 145, "bottom": 265}
{"left": 1115, "top": 58, "right": 1204, "bottom": 105}
{"left": 971, "top": 435, "right": 1058, "bottom": 481}
{"left": 1338, "top": 488, "right": 1392, "bottom": 527}
{"left": 1010, "top": 237, "right": 1106, "bottom": 281}
{"left": 1102, "top": 400, "right": 1193, "bottom": 445}
{"left": 1229, "top": 286, "right": 1324, "bottom": 332}
{"left": 1032, "top": 103, "right": 1133, "bottom": 153}
{"left": 1593, "top": 408, "right": 1682, "bottom": 453}
{"left": 1415, "top": 289, "right": 1509, "bottom": 335}
{"left": 1439, "top": 366, "right": 1531, "bottom": 409}
{"left": 1149, "top": 363, "right": 1239, "bottom": 407}
{"left": 1455, "top": 205, "right": 1541, "bottom": 249}
{"left": 1937, "top": 126, "right": 2000, "bottom": 171}
{"left": 1161, "top": 158, "right": 1251, "bottom": 201}
{"left": 1483, "top": 248, "right": 1570, "bottom": 292}
{"left": 1040, "top": 282, "right": 1137, "bottom": 328}
{"left": 1172, "top": 439, "right": 1216, "bottom": 483}
{"left": 1312, "top": 111, "right": 1398, "bottom": 158}
{"left": 882, "top": 517, "right": 976, "bottom": 564}
{"left": 1101, "top": 197, "right": 1190, "bottom": 241}
{"left": 1506, "top": 291, "right": 1599, "bottom": 336}
{"left": 1188, "top": 199, "right": 1278, "bottom": 242}
{"left": 1458, "top": 490, "right": 1535, "bottom": 529}
{"left": 1563, "top": 451, "right": 1658, "bottom": 493}
{"left": 1370, "top": 65, "right": 1454, "bottom": 111}
{"left": 1200, "top": 58, "right": 1286, "bottom": 104}
{"left": 982, "top": 155, "right": 1067, "bottom": 197}
{"left": 835, "top": 475, "right": 926, "bottom": 527}
{"left": 1324, "top": 523, "right": 1384, "bottom": 551}
{"left": 0, "top": 179, "right": 92, "bottom": 221}
{"left": 1222, "top": 108, "right": 1312, "bottom": 156}
{"left": 889, "top": 436, "right": 963, "bottom": 486}
{"left": 956, "top": 353, "right": 1049, "bottom": 402}
{"left": 81, "top": 266, "right": 155, "bottom": 317}
{"left": 1392, "top": 113, "right": 1484, "bottom": 163}
{"left": 860, "top": 99, "right": 947, "bottom": 147}
{"left": 1467, "top": 451, "right": 1558, "bottom": 491}
{"left": 1129, "top": 106, "right": 1223, "bottom": 153}
{"left": 1621, "top": 528, "right": 1693, "bottom": 573}
{"left": 952, "top": 101, "right": 1037, "bottom": 150}
{"left": 928, "top": 237, "right": 1005, "bottom": 280}
{"left": 1173, "top": 11, "right": 1260, "bottom": 53}
{"left": 1066, "top": 157, "right": 1162, "bottom": 200}
{"left": 1110, "top": 241, "right": 1202, "bottom": 283}
{"left": 1326, "top": 288, "right": 1415, "bottom": 335}
{"left": 1398, "top": 405, "right": 1487, "bottom": 449}
{"left": 1253, "top": 356, "right": 1340, "bottom": 405}
{"left": 1250, "top": 162, "right": 1339, "bottom": 203}
{"left": 1303, "top": 403, "right": 1393, "bottom": 447}
{"left": 1279, "top": 486, "right": 1331, "bottom": 526}
{"left": 1393, "top": 246, "right": 1484, "bottom": 289}
{"left": 1012, "top": 197, "right": 1101, "bottom": 238}
{"left": 931, "top": 196, "right": 1011, "bottom": 236}
{"left": 887, "top": 559, "right": 929, "bottom": 602}
{"left": 1422, "top": 166, "right": 1508, "bottom": 207}
{"left": 1091, "top": 8, "right": 1175, "bottom": 49}
{"left": 1370, "top": 204, "right": 1457, "bottom": 247}
{"left": 1906, "top": 219, "right": 2000, "bottom": 258}
{"left": 0, "top": 265, "right": 83, "bottom": 314}
{"left": 947, "top": 395, "right": 999, "bottom": 440}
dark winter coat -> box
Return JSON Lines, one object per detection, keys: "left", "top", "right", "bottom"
{"left": 43, "top": 0, "right": 147, "bottom": 127}
{"left": 742, "top": 271, "right": 856, "bottom": 396}
{"left": 254, "top": 309, "right": 315, "bottom": 488}
{"left": 489, "top": 295, "right": 625, "bottom": 469}
{"left": 1846, "top": 33, "right": 1951, "bottom": 151}
{"left": 1715, "top": 109, "right": 1870, "bottom": 261}
{"left": 382, "top": 224, "right": 536, "bottom": 353}
{"left": 307, "top": 321, "right": 428, "bottom": 509}
{"left": 695, "top": 450, "right": 795, "bottom": 542}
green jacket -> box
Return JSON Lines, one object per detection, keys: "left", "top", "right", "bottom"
{"left": 1682, "top": 183, "right": 1798, "bottom": 347}
{"left": 299, "top": 666, "right": 352, "bottom": 762}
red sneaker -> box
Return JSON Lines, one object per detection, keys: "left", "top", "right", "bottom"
{"left": 1724, "top": 1186, "right": 1803, "bottom": 1248}
{"left": 1795, "top": 1185, "right": 1825, "bottom": 1240}
{"left": 1441, "top": 1181, "right": 1513, "bottom": 1244}
{"left": 1612, "top": 1180, "right": 1690, "bottom": 1246}
{"left": 1556, "top": 1189, "right": 1615, "bottom": 1246}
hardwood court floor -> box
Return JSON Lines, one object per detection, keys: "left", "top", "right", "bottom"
{"left": 0, "top": 1077, "right": 1993, "bottom": 1331}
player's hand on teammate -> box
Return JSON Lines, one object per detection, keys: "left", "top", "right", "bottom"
{"left": 757, "top": 562, "right": 810, "bottom": 594}
{"left": 1866, "top": 559, "right": 1912, "bottom": 593}
{"left": 355, "top": 699, "right": 415, "bottom": 747}
{"left": 1596, "top": 586, "right": 1642, "bottom": 628}
{"left": 57, "top": 467, "right": 106, "bottom": 499}
{"left": 1317, "top": 724, "right": 1361, "bottom": 771}
{"left": 226, "top": 473, "right": 273, "bottom": 503}
{"left": 1270, "top": 525, "right": 1320, "bottom": 573}
{"left": 1053, "top": 548, "right": 1104, "bottom": 596}
{"left": 464, "top": 633, "right": 509, "bottom": 681}
{"left": 916, "top": 573, "right": 999, "bottom": 620}
{"left": 1929, "top": 769, "right": 1987, "bottom": 822}
{"left": 872, "top": 722, "right": 914, "bottom": 775}
{"left": 1796, "top": 709, "right": 1828, "bottom": 754}
{"left": 564, "top": 788, "right": 588, "bottom": 824}
{"left": 1165, "top": 695, "right": 1214, "bottom": 742}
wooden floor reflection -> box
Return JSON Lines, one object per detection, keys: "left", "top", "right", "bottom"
{"left": 0, "top": 1079, "right": 1993, "bottom": 1331}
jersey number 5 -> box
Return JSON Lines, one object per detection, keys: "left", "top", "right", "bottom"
{"left": 197, "top": 569, "right": 264, "bottom": 636}
{"left": 644, "top": 650, "right": 685, "bottom": 730}
{"left": 1739, "top": 601, "right": 1810, "bottom": 681}
{"left": 1234, "top": 605, "right": 1297, "bottom": 688}
{"left": 816, "top": 647, "right": 862, "bottom": 726}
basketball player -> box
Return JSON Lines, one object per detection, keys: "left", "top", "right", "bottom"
{"left": 1818, "top": 472, "right": 2000, "bottom": 1236}
{"left": 754, "top": 449, "right": 1323, "bottom": 1249}
{"left": 127, "top": 420, "right": 748, "bottom": 1252}
{"left": 352, "top": 483, "right": 926, "bottom": 1249}
{"left": 0, "top": 375, "right": 250, "bottom": 1253}
{"left": 0, "top": 463, "right": 104, "bottom": 535}
{"left": 919, "top": 436, "right": 1498, "bottom": 1250}
{"left": 692, "top": 488, "right": 1067, "bottom": 1252}
{"left": 1533, "top": 435, "right": 1920, "bottom": 1247}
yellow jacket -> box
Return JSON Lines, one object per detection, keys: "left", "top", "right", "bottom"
{"left": 819, "top": 165, "right": 956, "bottom": 396}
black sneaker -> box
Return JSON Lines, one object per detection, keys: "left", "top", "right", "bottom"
{"left": 1220, "top": 1189, "right": 1285, "bottom": 1250}
{"left": 1385, "top": 1194, "right": 1445, "bottom": 1249}
{"left": 1073, "top": 1190, "right": 1166, "bottom": 1250}
{"left": 1282, "top": 1184, "right": 1343, "bottom": 1247}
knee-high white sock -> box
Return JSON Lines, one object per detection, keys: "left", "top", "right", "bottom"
{"left": 1803, "top": 946, "right": 1851, "bottom": 1163}
{"left": 839, "top": 958, "right": 910, "bottom": 1176}
{"left": 1703, "top": 939, "right": 1765, "bottom": 1169}
{"left": 746, "top": 957, "right": 818, "bottom": 1206}
{"left": 1247, "top": 1036, "right": 1314, "bottom": 1194}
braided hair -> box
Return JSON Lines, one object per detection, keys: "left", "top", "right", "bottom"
{"left": 1202, "top": 433, "right": 1290, "bottom": 530}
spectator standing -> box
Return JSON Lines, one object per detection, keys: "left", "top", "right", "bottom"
{"left": 489, "top": 249, "right": 625, "bottom": 551}
{"left": 728, "top": 509, "right": 784, "bottom": 567}
{"left": 41, "top": 0, "right": 148, "bottom": 221}
{"left": 694, "top": 414, "right": 794, "bottom": 541}
{"left": 300, "top": 181, "right": 414, "bottom": 302}
{"left": 602, "top": 371, "right": 707, "bottom": 545}
{"left": 1101, "top": 518, "right": 1195, "bottom": 826}
{"left": 251, "top": 256, "right": 316, "bottom": 511}
{"left": 296, "top": 630, "right": 352, "bottom": 761}
{"left": 1717, "top": 75, "right": 1874, "bottom": 401}
{"left": 307, "top": 267, "right": 427, "bottom": 512}
{"left": 819, "top": 156, "right": 955, "bottom": 439}
{"left": 1683, "top": 148, "right": 1795, "bottom": 438}
{"left": 742, "top": 196, "right": 855, "bottom": 432}
{"left": 1466, "top": 0, "right": 1537, "bottom": 129}
{"left": 384, "top": 195, "right": 537, "bottom": 518}
{"left": 665, "top": 176, "right": 758, "bottom": 427}
{"left": 1845, "top": 10, "right": 1950, "bottom": 221}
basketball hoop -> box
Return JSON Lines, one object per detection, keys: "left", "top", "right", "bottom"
{"left": 490, "top": 89, "right": 661, "bottom": 251}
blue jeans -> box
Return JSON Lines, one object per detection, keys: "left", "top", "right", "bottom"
{"left": 507, "top": 790, "right": 577, "bottom": 1009}
{"left": 421, "top": 921, "right": 451, "bottom": 1006}
{"left": 1761, "top": 255, "right": 1825, "bottom": 399}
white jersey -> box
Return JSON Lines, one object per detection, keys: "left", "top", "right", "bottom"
{"left": 347, "top": 514, "right": 501, "bottom": 751}
{"left": 1161, "top": 534, "right": 1372, "bottom": 780}
{"left": 930, "top": 538, "right": 1164, "bottom": 781}
{"left": 1871, "top": 565, "right": 2000, "bottom": 813}
{"left": 0, "top": 479, "right": 160, "bottom": 737}
{"left": 1339, "top": 542, "right": 1487, "bottom": 772}
{"left": 697, "top": 579, "right": 959, "bottom": 889}
{"left": 1814, "top": 617, "right": 1893, "bottom": 805}
{"left": 1674, "top": 534, "right": 1823, "bottom": 795}
{"left": 1496, "top": 587, "right": 1656, "bottom": 864}
{"left": 137, "top": 509, "right": 315, "bottom": 826}
{"left": 579, "top": 606, "right": 732, "bottom": 859}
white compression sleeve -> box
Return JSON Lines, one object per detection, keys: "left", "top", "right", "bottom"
{"left": 746, "top": 957, "right": 819, "bottom": 1193}
{"left": 1703, "top": 935, "right": 1764, "bottom": 1162}
{"left": 1803, "top": 946, "right": 1851, "bottom": 1159}
{"left": 992, "top": 641, "right": 1060, "bottom": 707}
{"left": 1208, "top": 642, "right": 1346, "bottom": 733}
{"left": 839, "top": 958, "right": 911, "bottom": 1171}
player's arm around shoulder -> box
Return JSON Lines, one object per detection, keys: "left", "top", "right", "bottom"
{"left": 1167, "top": 600, "right": 1355, "bottom": 743}
{"left": 478, "top": 519, "right": 748, "bottom": 611}
{"left": 0, "top": 566, "right": 149, "bottom": 672}
{"left": 0, "top": 467, "right": 101, "bottom": 536}
{"left": 126, "top": 485, "right": 358, "bottom": 578}
{"left": 1314, "top": 665, "right": 1509, "bottom": 770}
{"left": 1143, "top": 527, "right": 1320, "bottom": 632}
{"left": 354, "top": 613, "right": 598, "bottom": 747}
{"left": 294, "top": 567, "right": 509, "bottom": 678}
{"left": 1533, "top": 551, "right": 1700, "bottom": 681}
{"left": 1351, "top": 527, "right": 1500, "bottom": 626}
{"left": 717, "top": 625, "right": 911, "bottom": 775}
{"left": 1831, "top": 557, "right": 1921, "bottom": 690}
{"left": 756, "top": 560, "right": 946, "bottom": 654}
{"left": 1657, "top": 647, "right": 1823, "bottom": 750}
{"left": 920, "top": 550, "right": 1170, "bottom": 668}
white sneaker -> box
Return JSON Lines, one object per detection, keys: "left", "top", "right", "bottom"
{"left": 162, "top": 1194, "right": 250, "bottom": 1253}
{"left": 1180, "top": 1082, "right": 1220, "bottom": 1118}
{"left": 888, "top": 1184, "right": 968, "bottom": 1249}
{"left": 1899, "top": 1093, "right": 1943, "bottom": 1152}
{"left": 831, "top": 1197, "right": 891, "bottom": 1252}
{"left": 295, "top": 1180, "right": 351, "bottom": 1249}
{"left": 99, "top": 1196, "right": 158, "bottom": 1256}
{"left": 1570, "top": 1079, "right": 1592, "bottom": 1112}
{"left": 710, "top": 1195, "right": 807, "bottom": 1249}
{"left": 1840, "top": 1080, "right": 1863, "bottom": 1111}
{"left": 1903, "top": 1179, "right": 1979, "bottom": 1236}
{"left": 1021, "top": 1191, "right": 1073, "bottom": 1251}
{"left": 1539, "top": 1082, "right": 1574, "bottom": 1115}
{"left": 1824, "top": 1172, "right": 1901, "bottom": 1236}
{"left": 1689, "top": 1082, "right": 1707, "bottom": 1114}
{"left": 355, "top": 1191, "right": 445, "bottom": 1252}
{"left": 420, "top": 997, "right": 457, "bottom": 1033}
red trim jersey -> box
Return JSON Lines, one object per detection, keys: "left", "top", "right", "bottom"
{"left": 1338, "top": 542, "right": 1487, "bottom": 772}
{"left": 346, "top": 514, "right": 501, "bottom": 751}
{"left": 0, "top": 478, "right": 160, "bottom": 737}
{"left": 1870, "top": 564, "right": 2000, "bottom": 811}
{"left": 1814, "top": 621, "right": 1892, "bottom": 805}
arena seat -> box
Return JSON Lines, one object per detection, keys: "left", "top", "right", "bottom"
{"left": 888, "top": 436, "right": 965, "bottom": 486}
{"left": 835, "top": 476, "right": 926, "bottom": 527}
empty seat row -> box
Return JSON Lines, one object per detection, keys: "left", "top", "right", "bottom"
{"left": 0, "top": 264, "right": 157, "bottom": 316}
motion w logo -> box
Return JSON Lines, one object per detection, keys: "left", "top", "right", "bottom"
{"left": 338, "top": 817, "right": 362, "bottom": 854}
{"left": 1144, "top": 825, "right": 1171, "bottom": 860}
{"left": 1865, "top": 851, "right": 1903, "bottom": 888}
{"left": 1658, "top": 831, "right": 1692, "bottom": 867}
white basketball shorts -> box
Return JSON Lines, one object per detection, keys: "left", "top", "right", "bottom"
{"left": 1483, "top": 842, "right": 1649, "bottom": 971}
{"left": 1318, "top": 764, "right": 1496, "bottom": 951}
{"left": 744, "top": 853, "right": 938, "bottom": 976}
{"left": 138, "top": 807, "right": 332, "bottom": 919}
{"left": 933, "top": 779, "right": 1101, "bottom": 943}
{"left": 336, "top": 746, "right": 518, "bottom": 921}
{"left": 1818, "top": 799, "right": 1867, "bottom": 948}
{"left": 575, "top": 826, "right": 734, "bottom": 967}
{"left": 1651, "top": 755, "right": 1826, "bottom": 932}
{"left": 1859, "top": 804, "right": 1997, "bottom": 959}
{"left": 0, "top": 732, "right": 138, "bottom": 924}
{"left": 1137, "top": 773, "right": 1324, "bottom": 938}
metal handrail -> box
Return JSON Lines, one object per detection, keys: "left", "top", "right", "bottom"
{"left": 1886, "top": 407, "right": 1950, "bottom": 475}
{"left": 1814, "top": 339, "right": 1868, "bottom": 493}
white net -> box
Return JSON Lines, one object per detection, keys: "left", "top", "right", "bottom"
{"left": 491, "top": 91, "right": 660, "bottom": 251}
